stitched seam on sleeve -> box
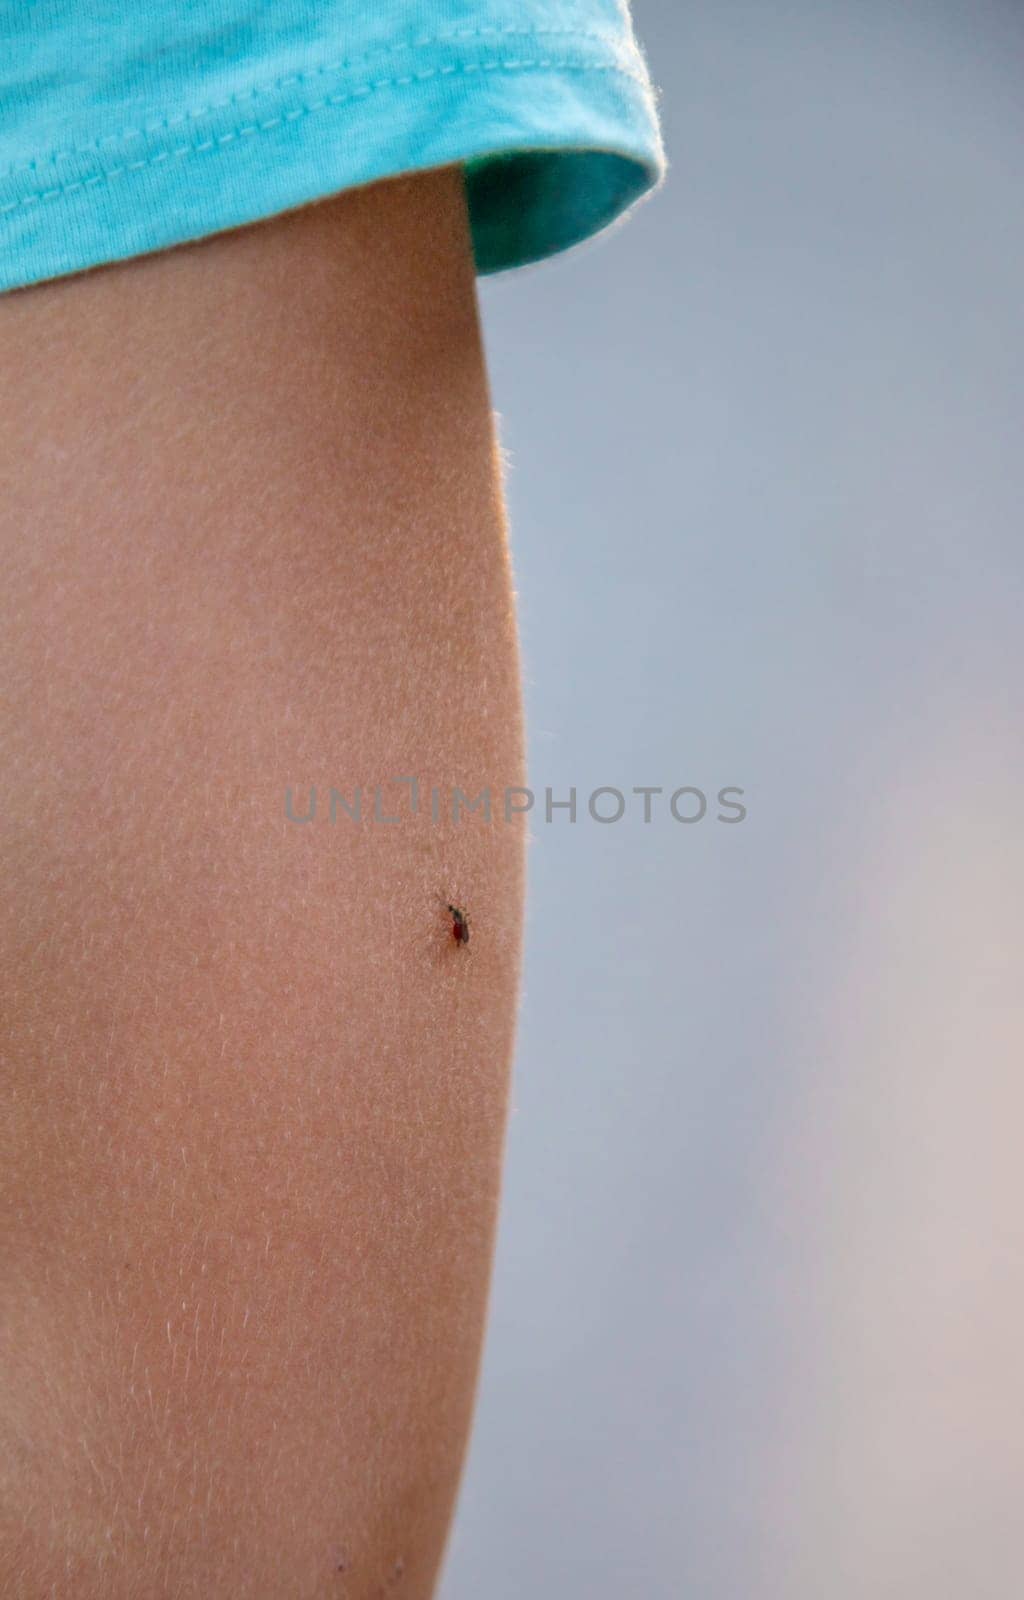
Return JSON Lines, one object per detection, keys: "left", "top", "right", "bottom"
{"left": 0, "top": 26, "right": 646, "bottom": 179}
{"left": 0, "top": 58, "right": 653, "bottom": 217}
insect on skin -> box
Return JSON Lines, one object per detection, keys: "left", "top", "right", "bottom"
{"left": 447, "top": 903, "right": 470, "bottom": 947}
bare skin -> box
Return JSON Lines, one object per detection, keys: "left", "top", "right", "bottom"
{"left": 0, "top": 167, "right": 525, "bottom": 1598}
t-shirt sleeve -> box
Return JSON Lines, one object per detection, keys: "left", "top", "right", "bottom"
{"left": 0, "top": 1, "right": 665, "bottom": 293}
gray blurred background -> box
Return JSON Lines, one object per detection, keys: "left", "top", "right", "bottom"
{"left": 442, "top": 4, "right": 1024, "bottom": 1597}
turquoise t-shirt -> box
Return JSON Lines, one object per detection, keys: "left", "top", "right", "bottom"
{"left": 0, "top": 1, "right": 664, "bottom": 293}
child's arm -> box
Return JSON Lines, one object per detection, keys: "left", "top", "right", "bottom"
{"left": 0, "top": 165, "right": 525, "bottom": 1599}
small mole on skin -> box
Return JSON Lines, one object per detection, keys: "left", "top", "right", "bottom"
{"left": 447, "top": 904, "right": 470, "bottom": 947}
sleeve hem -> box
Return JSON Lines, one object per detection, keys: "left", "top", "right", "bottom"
{"left": 0, "top": 34, "right": 665, "bottom": 291}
